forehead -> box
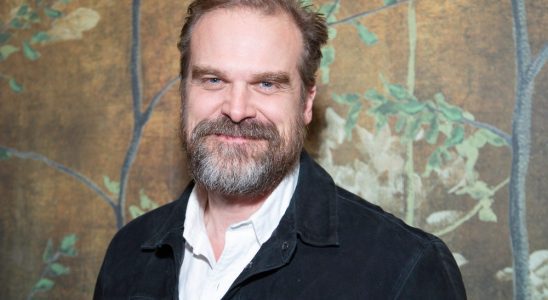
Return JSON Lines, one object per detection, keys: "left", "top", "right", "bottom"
{"left": 189, "top": 8, "right": 304, "bottom": 76}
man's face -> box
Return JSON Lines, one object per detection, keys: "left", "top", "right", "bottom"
{"left": 182, "top": 8, "right": 315, "bottom": 199}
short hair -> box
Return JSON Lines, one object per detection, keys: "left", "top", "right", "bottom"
{"left": 177, "top": 0, "right": 328, "bottom": 97}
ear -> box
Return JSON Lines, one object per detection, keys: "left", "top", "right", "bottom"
{"left": 303, "top": 85, "right": 316, "bottom": 125}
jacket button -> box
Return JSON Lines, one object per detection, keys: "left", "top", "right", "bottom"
{"left": 281, "top": 241, "right": 289, "bottom": 250}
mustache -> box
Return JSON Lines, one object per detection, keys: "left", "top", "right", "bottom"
{"left": 191, "top": 116, "right": 280, "bottom": 141}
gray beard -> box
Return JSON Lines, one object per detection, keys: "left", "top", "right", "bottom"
{"left": 183, "top": 115, "right": 304, "bottom": 200}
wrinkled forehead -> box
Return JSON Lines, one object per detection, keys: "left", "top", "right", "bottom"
{"left": 189, "top": 7, "right": 304, "bottom": 75}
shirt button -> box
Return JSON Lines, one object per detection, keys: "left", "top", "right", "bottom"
{"left": 281, "top": 241, "right": 289, "bottom": 250}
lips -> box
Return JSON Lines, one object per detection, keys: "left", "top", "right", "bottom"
{"left": 191, "top": 116, "right": 279, "bottom": 142}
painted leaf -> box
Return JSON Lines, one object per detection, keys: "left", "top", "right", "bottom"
{"left": 0, "top": 45, "right": 19, "bottom": 60}
{"left": 29, "top": 11, "right": 40, "bottom": 23}
{"left": 424, "top": 150, "right": 442, "bottom": 176}
{"left": 31, "top": 32, "right": 50, "bottom": 44}
{"left": 456, "top": 180, "right": 493, "bottom": 199}
{"left": 321, "top": 45, "right": 335, "bottom": 66}
{"left": 452, "top": 252, "right": 468, "bottom": 267}
{"left": 425, "top": 117, "right": 440, "bottom": 144}
{"left": 345, "top": 103, "right": 362, "bottom": 140}
{"left": 46, "top": 8, "right": 101, "bottom": 42}
{"left": 17, "top": 5, "right": 29, "bottom": 17}
{"left": 44, "top": 7, "right": 63, "bottom": 19}
{"left": 9, "top": 18, "right": 23, "bottom": 29}
{"left": 435, "top": 93, "right": 463, "bottom": 121}
{"left": 364, "top": 89, "right": 385, "bottom": 103}
{"left": 444, "top": 125, "right": 465, "bottom": 147}
{"left": 388, "top": 84, "right": 408, "bottom": 100}
{"left": 427, "top": 210, "right": 462, "bottom": 226}
{"left": 439, "top": 106, "right": 463, "bottom": 121}
{"left": 354, "top": 21, "right": 378, "bottom": 46}
{"left": 33, "top": 278, "right": 54, "bottom": 292}
{"left": 42, "top": 239, "right": 55, "bottom": 263}
{"left": 60, "top": 234, "right": 77, "bottom": 256}
{"left": 395, "top": 117, "right": 406, "bottom": 133}
{"left": 374, "top": 115, "right": 388, "bottom": 131}
{"left": 0, "top": 32, "right": 11, "bottom": 43}
{"left": 405, "top": 117, "right": 422, "bottom": 140}
{"left": 530, "top": 250, "right": 548, "bottom": 271}
{"left": 374, "top": 101, "right": 398, "bottom": 115}
{"left": 0, "top": 149, "right": 12, "bottom": 160}
{"left": 328, "top": 27, "right": 337, "bottom": 40}
{"left": 398, "top": 100, "right": 425, "bottom": 114}
{"left": 9, "top": 78, "right": 23, "bottom": 93}
{"left": 320, "top": 66, "right": 330, "bottom": 84}
{"left": 333, "top": 93, "right": 360, "bottom": 105}
{"left": 49, "top": 263, "right": 70, "bottom": 276}
{"left": 103, "top": 175, "right": 120, "bottom": 196}
{"left": 129, "top": 206, "right": 145, "bottom": 219}
{"left": 384, "top": 0, "right": 397, "bottom": 5}
{"left": 478, "top": 205, "right": 497, "bottom": 222}
{"left": 480, "top": 129, "right": 507, "bottom": 147}
{"left": 139, "top": 190, "right": 158, "bottom": 210}
{"left": 22, "top": 41, "right": 40, "bottom": 60}
{"left": 320, "top": 45, "right": 335, "bottom": 84}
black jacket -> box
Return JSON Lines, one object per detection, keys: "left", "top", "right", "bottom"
{"left": 94, "top": 152, "right": 466, "bottom": 299}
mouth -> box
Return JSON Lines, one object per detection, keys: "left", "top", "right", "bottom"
{"left": 213, "top": 134, "right": 263, "bottom": 144}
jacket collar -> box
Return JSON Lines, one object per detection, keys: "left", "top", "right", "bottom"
{"left": 292, "top": 151, "right": 339, "bottom": 246}
{"left": 141, "top": 151, "right": 339, "bottom": 250}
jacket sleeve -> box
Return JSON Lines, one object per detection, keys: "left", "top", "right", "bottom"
{"left": 394, "top": 239, "right": 467, "bottom": 300}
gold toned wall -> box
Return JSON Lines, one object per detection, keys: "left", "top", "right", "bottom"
{"left": 0, "top": 0, "right": 546, "bottom": 299}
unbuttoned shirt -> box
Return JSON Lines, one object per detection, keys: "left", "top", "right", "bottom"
{"left": 178, "top": 166, "right": 299, "bottom": 300}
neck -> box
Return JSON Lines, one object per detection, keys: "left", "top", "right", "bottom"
{"left": 197, "top": 185, "right": 272, "bottom": 260}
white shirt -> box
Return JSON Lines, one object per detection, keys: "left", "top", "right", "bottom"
{"left": 178, "top": 166, "right": 299, "bottom": 300}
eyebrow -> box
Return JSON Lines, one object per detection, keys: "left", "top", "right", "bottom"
{"left": 191, "top": 66, "right": 227, "bottom": 80}
{"left": 191, "top": 65, "right": 291, "bottom": 85}
{"left": 250, "top": 72, "right": 291, "bottom": 85}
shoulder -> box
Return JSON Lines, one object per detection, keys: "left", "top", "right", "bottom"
{"left": 334, "top": 186, "right": 466, "bottom": 299}
{"left": 335, "top": 186, "right": 438, "bottom": 245}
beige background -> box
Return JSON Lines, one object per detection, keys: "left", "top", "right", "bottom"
{"left": 0, "top": 0, "right": 546, "bottom": 299}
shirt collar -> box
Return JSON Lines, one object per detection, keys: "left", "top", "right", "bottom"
{"left": 183, "top": 164, "right": 299, "bottom": 251}
{"left": 245, "top": 165, "right": 299, "bottom": 244}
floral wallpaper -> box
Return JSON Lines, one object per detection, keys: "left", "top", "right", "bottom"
{"left": 0, "top": 0, "right": 546, "bottom": 299}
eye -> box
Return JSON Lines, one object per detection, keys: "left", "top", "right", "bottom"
{"left": 260, "top": 81, "right": 274, "bottom": 88}
{"left": 201, "top": 77, "right": 224, "bottom": 90}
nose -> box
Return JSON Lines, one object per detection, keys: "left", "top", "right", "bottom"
{"left": 221, "top": 83, "right": 256, "bottom": 123}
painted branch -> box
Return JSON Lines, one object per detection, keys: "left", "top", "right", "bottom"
{"left": 509, "top": 0, "right": 536, "bottom": 298}
{"left": 435, "top": 199, "right": 485, "bottom": 237}
{"left": 130, "top": 0, "right": 143, "bottom": 121}
{"left": 324, "top": 0, "right": 340, "bottom": 19}
{"left": 460, "top": 117, "right": 512, "bottom": 147}
{"left": 435, "top": 178, "right": 509, "bottom": 236}
{"left": 526, "top": 43, "right": 548, "bottom": 83}
{"left": 0, "top": 146, "right": 115, "bottom": 209}
{"left": 142, "top": 76, "right": 180, "bottom": 124}
{"left": 328, "top": 0, "right": 409, "bottom": 26}
{"left": 403, "top": 0, "right": 417, "bottom": 226}
{"left": 116, "top": 0, "right": 144, "bottom": 229}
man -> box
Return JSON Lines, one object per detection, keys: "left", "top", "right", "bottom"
{"left": 94, "top": 0, "right": 466, "bottom": 299}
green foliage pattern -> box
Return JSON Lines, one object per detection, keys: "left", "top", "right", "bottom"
{"left": 0, "top": 0, "right": 71, "bottom": 93}
{"left": 27, "top": 234, "right": 78, "bottom": 300}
